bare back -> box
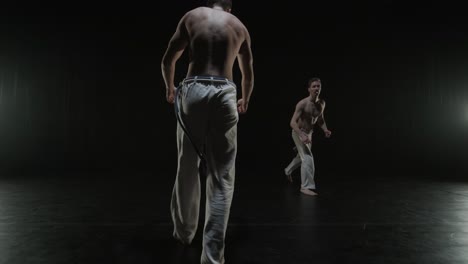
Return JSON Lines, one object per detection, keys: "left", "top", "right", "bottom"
{"left": 183, "top": 7, "right": 247, "bottom": 80}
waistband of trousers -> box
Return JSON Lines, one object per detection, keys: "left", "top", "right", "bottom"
{"left": 182, "top": 76, "right": 236, "bottom": 87}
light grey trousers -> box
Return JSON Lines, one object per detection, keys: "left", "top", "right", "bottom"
{"left": 172, "top": 78, "right": 238, "bottom": 264}
{"left": 284, "top": 130, "right": 316, "bottom": 190}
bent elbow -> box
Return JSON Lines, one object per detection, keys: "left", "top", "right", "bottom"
{"left": 161, "top": 58, "right": 170, "bottom": 70}
{"left": 290, "top": 121, "right": 295, "bottom": 129}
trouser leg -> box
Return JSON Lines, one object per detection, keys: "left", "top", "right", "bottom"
{"left": 171, "top": 83, "right": 210, "bottom": 244}
{"left": 285, "top": 153, "right": 301, "bottom": 175}
{"left": 201, "top": 88, "right": 238, "bottom": 264}
{"left": 292, "top": 131, "right": 316, "bottom": 190}
{"left": 171, "top": 123, "right": 201, "bottom": 244}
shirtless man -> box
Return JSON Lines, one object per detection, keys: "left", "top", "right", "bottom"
{"left": 161, "top": 1, "right": 254, "bottom": 263}
{"left": 284, "top": 78, "right": 331, "bottom": 196}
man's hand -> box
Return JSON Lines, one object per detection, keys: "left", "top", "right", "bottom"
{"left": 324, "top": 129, "right": 332, "bottom": 138}
{"left": 237, "top": 98, "right": 249, "bottom": 114}
{"left": 300, "top": 132, "right": 311, "bottom": 144}
{"left": 166, "top": 87, "right": 175, "bottom": 104}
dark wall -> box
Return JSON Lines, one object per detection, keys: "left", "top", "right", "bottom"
{"left": 0, "top": 1, "right": 467, "bottom": 178}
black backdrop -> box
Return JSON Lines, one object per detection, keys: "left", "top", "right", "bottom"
{"left": 1, "top": 1, "right": 467, "bottom": 179}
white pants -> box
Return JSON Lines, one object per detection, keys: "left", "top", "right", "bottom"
{"left": 171, "top": 78, "right": 238, "bottom": 264}
{"left": 284, "top": 130, "right": 316, "bottom": 190}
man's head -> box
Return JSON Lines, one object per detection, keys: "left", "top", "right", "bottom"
{"left": 307, "top": 77, "right": 322, "bottom": 97}
{"left": 207, "top": 0, "right": 232, "bottom": 12}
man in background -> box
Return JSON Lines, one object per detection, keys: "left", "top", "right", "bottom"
{"left": 284, "top": 77, "right": 331, "bottom": 196}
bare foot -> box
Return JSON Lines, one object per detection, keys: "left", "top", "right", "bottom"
{"left": 300, "top": 188, "right": 318, "bottom": 196}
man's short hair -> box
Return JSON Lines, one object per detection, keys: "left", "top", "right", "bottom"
{"left": 308, "top": 77, "right": 321, "bottom": 87}
{"left": 207, "top": 0, "right": 232, "bottom": 10}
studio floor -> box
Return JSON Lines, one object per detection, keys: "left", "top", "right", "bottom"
{"left": 1, "top": 168, "right": 467, "bottom": 264}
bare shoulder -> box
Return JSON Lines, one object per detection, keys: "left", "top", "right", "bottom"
{"left": 221, "top": 12, "right": 248, "bottom": 37}
{"left": 228, "top": 13, "right": 245, "bottom": 25}
{"left": 184, "top": 7, "right": 206, "bottom": 19}
{"left": 182, "top": 7, "right": 213, "bottom": 22}
{"left": 189, "top": 6, "right": 207, "bottom": 14}
{"left": 232, "top": 15, "right": 249, "bottom": 37}
{"left": 296, "top": 98, "right": 308, "bottom": 109}
{"left": 188, "top": 8, "right": 245, "bottom": 28}
{"left": 319, "top": 99, "right": 326, "bottom": 108}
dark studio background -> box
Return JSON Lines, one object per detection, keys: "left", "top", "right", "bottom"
{"left": 0, "top": 0, "right": 467, "bottom": 180}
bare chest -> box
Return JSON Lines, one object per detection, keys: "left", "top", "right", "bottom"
{"left": 302, "top": 102, "right": 323, "bottom": 124}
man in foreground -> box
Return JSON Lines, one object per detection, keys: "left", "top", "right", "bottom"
{"left": 161, "top": 0, "right": 254, "bottom": 263}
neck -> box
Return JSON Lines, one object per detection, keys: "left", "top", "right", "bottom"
{"left": 212, "top": 5, "right": 224, "bottom": 11}
{"left": 309, "top": 95, "right": 318, "bottom": 102}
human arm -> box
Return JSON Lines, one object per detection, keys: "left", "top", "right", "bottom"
{"left": 316, "top": 101, "right": 331, "bottom": 138}
{"left": 290, "top": 101, "right": 311, "bottom": 144}
{"left": 236, "top": 27, "right": 254, "bottom": 113}
{"left": 161, "top": 14, "right": 189, "bottom": 104}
